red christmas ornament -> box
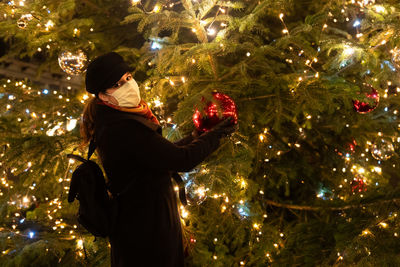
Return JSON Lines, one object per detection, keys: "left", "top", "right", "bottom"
{"left": 336, "top": 138, "right": 358, "bottom": 158}
{"left": 347, "top": 139, "right": 357, "bottom": 153}
{"left": 193, "top": 91, "right": 238, "bottom": 132}
{"left": 352, "top": 84, "right": 379, "bottom": 114}
{"left": 351, "top": 177, "right": 367, "bottom": 193}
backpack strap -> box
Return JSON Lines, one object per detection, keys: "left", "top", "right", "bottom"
{"left": 87, "top": 139, "right": 96, "bottom": 160}
{"left": 66, "top": 154, "right": 87, "bottom": 163}
{"left": 87, "top": 125, "right": 106, "bottom": 160}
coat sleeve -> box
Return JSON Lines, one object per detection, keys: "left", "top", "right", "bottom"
{"left": 112, "top": 121, "right": 222, "bottom": 172}
{"left": 173, "top": 134, "right": 194, "bottom": 146}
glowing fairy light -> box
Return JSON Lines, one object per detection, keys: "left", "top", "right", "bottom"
{"left": 373, "top": 166, "right": 381, "bottom": 174}
{"left": 66, "top": 118, "right": 77, "bottom": 131}
{"left": 343, "top": 45, "right": 355, "bottom": 57}
{"left": 240, "top": 179, "right": 247, "bottom": 189}
{"left": 153, "top": 4, "right": 161, "bottom": 12}
{"left": 361, "top": 229, "right": 372, "bottom": 236}
{"left": 379, "top": 222, "right": 388, "bottom": 228}
{"left": 45, "top": 20, "right": 54, "bottom": 30}
{"left": 195, "top": 186, "right": 207, "bottom": 198}
{"left": 353, "top": 19, "right": 361, "bottom": 27}
{"left": 374, "top": 5, "right": 385, "bottom": 13}
{"left": 46, "top": 125, "right": 60, "bottom": 136}
{"left": 207, "top": 28, "right": 216, "bottom": 36}
{"left": 221, "top": 205, "right": 227, "bottom": 213}
{"left": 77, "top": 239, "right": 83, "bottom": 249}
{"left": 28, "top": 231, "right": 35, "bottom": 238}
{"left": 153, "top": 98, "right": 162, "bottom": 107}
{"left": 151, "top": 41, "right": 162, "bottom": 50}
{"left": 279, "top": 13, "right": 289, "bottom": 35}
{"left": 22, "top": 196, "right": 30, "bottom": 204}
{"left": 180, "top": 205, "right": 189, "bottom": 218}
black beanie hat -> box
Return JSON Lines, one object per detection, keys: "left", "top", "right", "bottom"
{"left": 85, "top": 52, "right": 134, "bottom": 96}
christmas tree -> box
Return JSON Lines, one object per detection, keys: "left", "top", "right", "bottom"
{"left": 1, "top": 0, "right": 400, "bottom": 265}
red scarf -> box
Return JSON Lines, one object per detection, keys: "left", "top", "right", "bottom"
{"left": 97, "top": 99, "right": 160, "bottom": 125}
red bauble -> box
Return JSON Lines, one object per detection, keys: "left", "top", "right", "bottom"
{"left": 347, "top": 139, "right": 357, "bottom": 153}
{"left": 352, "top": 84, "right": 379, "bottom": 114}
{"left": 193, "top": 91, "right": 238, "bottom": 132}
{"left": 351, "top": 177, "right": 367, "bottom": 193}
{"left": 336, "top": 139, "right": 357, "bottom": 158}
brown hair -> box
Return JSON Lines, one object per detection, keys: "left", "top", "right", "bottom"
{"left": 80, "top": 96, "right": 98, "bottom": 147}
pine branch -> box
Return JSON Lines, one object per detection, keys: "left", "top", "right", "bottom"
{"left": 264, "top": 197, "right": 400, "bottom": 211}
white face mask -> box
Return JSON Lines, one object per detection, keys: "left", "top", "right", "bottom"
{"left": 107, "top": 79, "right": 141, "bottom": 107}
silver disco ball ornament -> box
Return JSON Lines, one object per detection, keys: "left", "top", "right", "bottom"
{"left": 186, "top": 181, "right": 208, "bottom": 205}
{"left": 17, "top": 14, "right": 33, "bottom": 29}
{"left": 371, "top": 138, "right": 395, "bottom": 161}
{"left": 58, "top": 49, "right": 88, "bottom": 75}
{"left": 392, "top": 47, "right": 400, "bottom": 69}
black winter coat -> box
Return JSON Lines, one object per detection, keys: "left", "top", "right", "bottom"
{"left": 93, "top": 103, "right": 222, "bottom": 267}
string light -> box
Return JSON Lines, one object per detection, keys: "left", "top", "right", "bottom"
{"left": 153, "top": 4, "right": 161, "bottom": 13}
{"left": 44, "top": 20, "right": 54, "bottom": 31}
{"left": 207, "top": 28, "right": 216, "bottom": 36}
{"left": 379, "top": 222, "right": 388, "bottom": 228}
{"left": 180, "top": 205, "right": 189, "bottom": 218}
{"left": 2, "top": 2, "right": 400, "bottom": 263}
{"left": 279, "top": 13, "right": 289, "bottom": 35}
{"left": 343, "top": 45, "right": 355, "bottom": 57}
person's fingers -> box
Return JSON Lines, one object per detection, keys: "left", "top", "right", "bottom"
{"left": 219, "top": 117, "right": 234, "bottom": 127}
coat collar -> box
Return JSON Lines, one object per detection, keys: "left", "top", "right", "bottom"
{"left": 94, "top": 102, "right": 162, "bottom": 134}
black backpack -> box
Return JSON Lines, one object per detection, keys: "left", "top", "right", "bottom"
{"left": 67, "top": 114, "right": 187, "bottom": 238}
{"left": 66, "top": 129, "right": 131, "bottom": 238}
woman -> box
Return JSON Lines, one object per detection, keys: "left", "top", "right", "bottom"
{"left": 80, "top": 52, "right": 236, "bottom": 267}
